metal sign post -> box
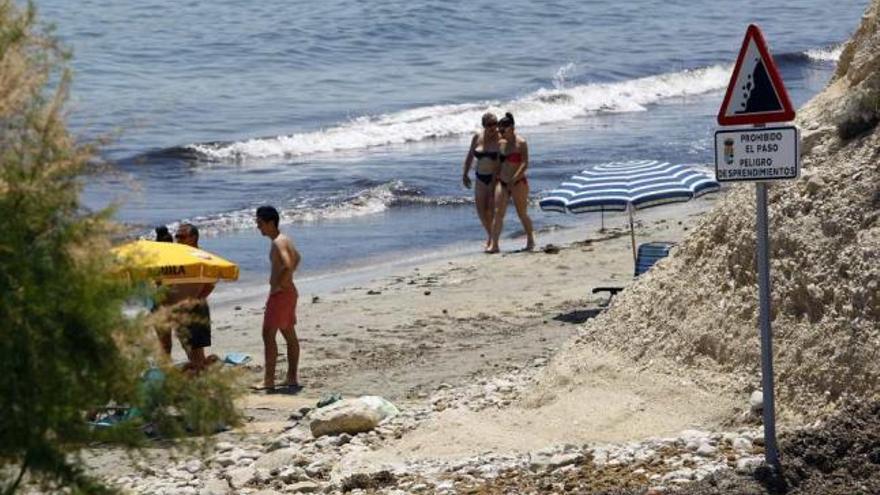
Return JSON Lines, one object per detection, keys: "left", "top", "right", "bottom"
{"left": 715, "top": 24, "right": 799, "bottom": 471}
{"left": 755, "top": 178, "right": 779, "bottom": 468}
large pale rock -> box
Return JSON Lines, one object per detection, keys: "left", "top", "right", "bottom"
{"left": 732, "top": 437, "right": 753, "bottom": 452}
{"left": 184, "top": 459, "right": 203, "bottom": 474}
{"left": 749, "top": 390, "right": 764, "bottom": 412}
{"left": 278, "top": 466, "right": 308, "bottom": 483}
{"left": 695, "top": 442, "right": 717, "bottom": 457}
{"left": 215, "top": 441, "right": 235, "bottom": 452}
{"left": 253, "top": 447, "right": 305, "bottom": 472}
{"left": 200, "top": 478, "right": 231, "bottom": 495}
{"left": 226, "top": 465, "right": 257, "bottom": 490}
{"left": 286, "top": 481, "right": 321, "bottom": 493}
{"left": 309, "top": 396, "right": 399, "bottom": 437}
{"left": 736, "top": 456, "right": 764, "bottom": 473}
{"left": 529, "top": 452, "right": 583, "bottom": 471}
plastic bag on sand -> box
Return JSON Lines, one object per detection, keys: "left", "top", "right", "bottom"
{"left": 358, "top": 396, "right": 400, "bottom": 418}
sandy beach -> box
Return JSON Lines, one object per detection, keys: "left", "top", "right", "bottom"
{"left": 109, "top": 198, "right": 729, "bottom": 432}
{"left": 81, "top": 192, "right": 754, "bottom": 494}
{"left": 207, "top": 194, "right": 722, "bottom": 405}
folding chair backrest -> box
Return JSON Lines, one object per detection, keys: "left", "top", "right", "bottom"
{"left": 592, "top": 241, "right": 677, "bottom": 302}
{"left": 634, "top": 242, "right": 676, "bottom": 277}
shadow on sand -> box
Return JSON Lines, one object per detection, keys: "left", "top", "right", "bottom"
{"left": 552, "top": 308, "right": 602, "bottom": 325}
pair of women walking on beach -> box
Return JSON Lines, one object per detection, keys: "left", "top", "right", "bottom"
{"left": 462, "top": 112, "right": 535, "bottom": 253}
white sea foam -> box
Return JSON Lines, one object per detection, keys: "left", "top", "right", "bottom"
{"left": 144, "top": 180, "right": 469, "bottom": 237}
{"left": 805, "top": 45, "right": 844, "bottom": 62}
{"left": 188, "top": 64, "right": 732, "bottom": 161}
{"left": 553, "top": 62, "right": 577, "bottom": 90}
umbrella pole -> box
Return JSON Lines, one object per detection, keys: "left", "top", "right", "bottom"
{"left": 600, "top": 210, "right": 605, "bottom": 233}
{"left": 628, "top": 205, "right": 637, "bottom": 267}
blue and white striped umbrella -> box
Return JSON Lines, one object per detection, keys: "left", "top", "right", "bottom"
{"left": 540, "top": 159, "right": 720, "bottom": 214}
{"left": 539, "top": 159, "right": 720, "bottom": 265}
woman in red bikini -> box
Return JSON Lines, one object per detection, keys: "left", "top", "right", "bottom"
{"left": 488, "top": 112, "right": 535, "bottom": 253}
{"left": 462, "top": 112, "right": 502, "bottom": 251}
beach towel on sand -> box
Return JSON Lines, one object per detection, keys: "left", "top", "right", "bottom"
{"left": 223, "top": 352, "right": 252, "bottom": 366}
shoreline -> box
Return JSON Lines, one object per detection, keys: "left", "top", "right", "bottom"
{"left": 199, "top": 192, "right": 722, "bottom": 402}
{"left": 209, "top": 194, "right": 720, "bottom": 312}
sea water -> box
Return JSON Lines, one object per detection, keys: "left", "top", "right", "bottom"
{"left": 37, "top": 0, "right": 867, "bottom": 291}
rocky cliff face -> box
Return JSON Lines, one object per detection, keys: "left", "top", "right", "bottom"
{"left": 541, "top": 0, "right": 880, "bottom": 422}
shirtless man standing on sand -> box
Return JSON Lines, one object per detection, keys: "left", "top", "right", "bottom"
{"left": 158, "top": 223, "right": 214, "bottom": 372}
{"left": 256, "top": 206, "right": 302, "bottom": 391}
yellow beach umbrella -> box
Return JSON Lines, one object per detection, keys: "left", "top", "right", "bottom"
{"left": 113, "top": 240, "right": 239, "bottom": 284}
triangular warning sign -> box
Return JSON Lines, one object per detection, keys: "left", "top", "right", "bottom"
{"left": 717, "top": 24, "right": 795, "bottom": 125}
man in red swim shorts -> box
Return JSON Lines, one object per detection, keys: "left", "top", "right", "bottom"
{"left": 256, "top": 205, "right": 302, "bottom": 391}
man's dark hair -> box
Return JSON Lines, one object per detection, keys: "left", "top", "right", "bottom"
{"left": 179, "top": 223, "right": 199, "bottom": 241}
{"left": 256, "top": 205, "right": 280, "bottom": 228}
{"left": 155, "top": 225, "right": 173, "bottom": 242}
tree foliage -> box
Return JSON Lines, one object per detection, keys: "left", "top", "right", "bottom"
{"left": 0, "top": 2, "right": 240, "bottom": 493}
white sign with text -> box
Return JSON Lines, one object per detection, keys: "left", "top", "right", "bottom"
{"left": 714, "top": 126, "right": 799, "bottom": 182}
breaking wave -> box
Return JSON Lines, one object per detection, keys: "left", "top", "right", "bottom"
{"left": 184, "top": 64, "right": 732, "bottom": 161}
{"left": 156, "top": 44, "right": 839, "bottom": 164}
{"left": 804, "top": 44, "right": 844, "bottom": 62}
{"left": 142, "top": 180, "right": 470, "bottom": 237}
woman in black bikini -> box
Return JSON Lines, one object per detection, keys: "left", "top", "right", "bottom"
{"left": 462, "top": 112, "right": 502, "bottom": 251}
{"left": 489, "top": 112, "right": 534, "bottom": 253}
